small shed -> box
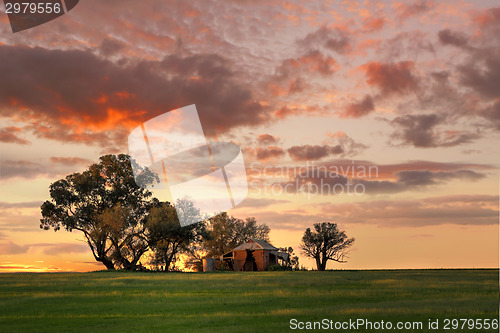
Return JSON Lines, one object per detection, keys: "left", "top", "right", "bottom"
{"left": 220, "top": 239, "right": 289, "bottom": 271}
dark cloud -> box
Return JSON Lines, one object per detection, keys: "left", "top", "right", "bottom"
{"left": 438, "top": 29, "right": 469, "bottom": 47}
{"left": 395, "top": 169, "right": 485, "bottom": 186}
{"left": 288, "top": 77, "right": 309, "bottom": 94}
{"left": 0, "top": 126, "right": 30, "bottom": 145}
{"left": 430, "top": 71, "right": 450, "bottom": 82}
{"left": 0, "top": 44, "right": 269, "bottom": 149}
{"left": 379, "top": 31, "right": 435, "bottom": 61}
{"left": 0, "top": 157, "right": 92, "bottom": 180}
{"left": 257, "top": 134, "right": 279, "bottom": 146}
{"left": 391, "top": 114, "right": 440, "bottom": 147}
{"left": 390, "top": 114, "right": 479, "bottom": 147}
{"left": 268, "top": 50, "right": 338, "bottom": 96}
{"left": 298, "top": 26, "right": 351, "bottom": 54}
{"left": 255, "top": 146, "right": 286, "bottom": 161}
{"left": 319, "top": 194, "right": 498, "bottom": 226}
{"left": 458, "top": 50, "right": 500, "bottom": 100}
{"left": 340, "top": 95, "right": 375, "bottom": 118}
{"left": 288, "top": 144, "right": 344, "bottom": 161}
{"left": 326, "top": 132, "right": 368, "bottom": 157}
{"left": 280, "top": 168, "right": 486, "bottom": 196}
{"left": 481, "top": 100, "right": 500, "bottom": 129}
{"left": 100, "top": 38, "right": 126, "bottom": 56}
{"left": 328, "top": 159, "right": 494, "bottom": 179}
{"left": 0, "top": 201, "right": 42, "bottom": 208}
{"left": 440, "top": 7, "right": 500, "bottom": 131}
{"left": 286, "top": 131, "right": 368, "bottom": 161}
{"left": 256, "top": 157, "right": 492, "bottom": 194}
{"left": 370, "top": 168, "right": 486, "bottom": 192}
{"left": 293, "top": 51, "right": 338, "bottom": 76}
{"left": 395, "top": 0, "right": 434, "bottom": 21}
{"left": 0, "top": 160, "right": 53, "bottom": 179}
{"left": 363, "top": 61, "right": 419, "bottom": 96}
{"left": 50, "top": 157, "right": 92, "bottom": 166}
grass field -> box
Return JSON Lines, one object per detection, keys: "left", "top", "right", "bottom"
{"left": 0, "top": 269, "right": 498, "bottom": 332}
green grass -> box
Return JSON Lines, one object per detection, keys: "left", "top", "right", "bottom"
{"left": 0, "top": 270, "right": 498, "bottom": 332}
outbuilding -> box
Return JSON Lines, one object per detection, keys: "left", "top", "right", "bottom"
{"left": 219, "top": 239, "right": 289, "bottom": 271}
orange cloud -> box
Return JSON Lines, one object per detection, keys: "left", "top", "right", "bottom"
{"left": 472, "top": 7, "right": 500, "bottom": 28}
{"left": 361, "top": 17, "right": 385, "bottom": 32}
{"left": 326, "top": 130, "right": 347, "bottom": 138}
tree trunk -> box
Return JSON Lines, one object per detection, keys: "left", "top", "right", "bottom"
{"left": 163, "top": 249, "right": 173, "bottom": 272}
{"left": 321, "top": 259, "right": 327, "bottom": 271}
{"left": 315, "top": 256, "right": 323, "bottom": 271}
{"left": 101, "top": 257, "right": 115, "bottom": 270}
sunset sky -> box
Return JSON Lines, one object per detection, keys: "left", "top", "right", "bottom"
{"left": 0, "top": 0, "right": 499, "bottom": 272}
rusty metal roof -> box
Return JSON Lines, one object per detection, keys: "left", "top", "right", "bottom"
{"left": 233, "top": 239, "right": 278, "bottom": 251}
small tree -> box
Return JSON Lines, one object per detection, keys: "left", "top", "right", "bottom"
{"left": 278, "top": 247, "right": 300, "bottom": 270}
{"left": 300, "top": 222, "right": 354, "bottom": 271}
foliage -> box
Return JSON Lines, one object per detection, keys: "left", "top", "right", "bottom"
{"left": 268, "top": 263, "right": 292, "bottom": 271}
{"left": 145, "top": 202, "right": 207, "bottom": 272}
{"left": 175, "top": 199, "right": 209, "bottom": 271}
{"left": 278, "top": 246, "right": 300, "bottom": 270}
{"left": 99, "top": 203, "right": 148, "bottom": 270}
{"left": 300, "top": 222, "right": 354, "bottom": 271}
{"left": 294, "top": 264, "right": 309, "bottom": 271}
{"left": 40, "top": 154, "right": 157, "bottom": 270}
{"left": 202, "top": 212, "right": 270, "bottom": 257}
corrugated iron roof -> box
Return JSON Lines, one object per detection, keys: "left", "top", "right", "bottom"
{"left": 233, "top": 239, "right": 278, "bottom": 251}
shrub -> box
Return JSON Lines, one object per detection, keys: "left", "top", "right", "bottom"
{"left": 268, "top": 263, "right": 292, "bottom": 271}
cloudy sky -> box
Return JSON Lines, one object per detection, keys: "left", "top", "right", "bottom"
{"left": 0, "top": 0, "right": 499, "bottom": 272}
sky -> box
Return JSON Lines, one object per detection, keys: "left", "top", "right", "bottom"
{"left": 0, "top": 0, "right": 499, "bottom": 272}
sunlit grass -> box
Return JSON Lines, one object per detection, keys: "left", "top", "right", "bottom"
{"left": 0, "top": 270, "right": 497, "bottom": 332}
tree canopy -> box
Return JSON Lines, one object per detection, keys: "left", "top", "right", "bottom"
{"left": 202, "top": 212, "right": 270, "bottom": 258}
{"left": 146, "top": 202, "right": 207, "bottom": 271}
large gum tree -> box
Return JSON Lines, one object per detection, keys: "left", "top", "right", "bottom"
{"left": 40, "top": 154, "right": 158, "bottom": 270}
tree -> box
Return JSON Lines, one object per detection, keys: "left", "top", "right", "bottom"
{"left": 278, "top": 247, "right": 300, "bottom": 270}
{"left": 40, "top": 154, "right": 157, "bottom": 270}
{"left": 98, "top": 203, "right": 149, "bottom": 270}
{"left": 202, "top": 213, "right": 270, "bottom": 257}
{"left": 300, "top": 222, "right": 354, "bottom": 271}
{"left": 146, "top": 202, "right": 206, "bottom": 271}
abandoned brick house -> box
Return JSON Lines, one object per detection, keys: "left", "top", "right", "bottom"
{"left": 203, "top": 239, "right": 289, "bottom": 271}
